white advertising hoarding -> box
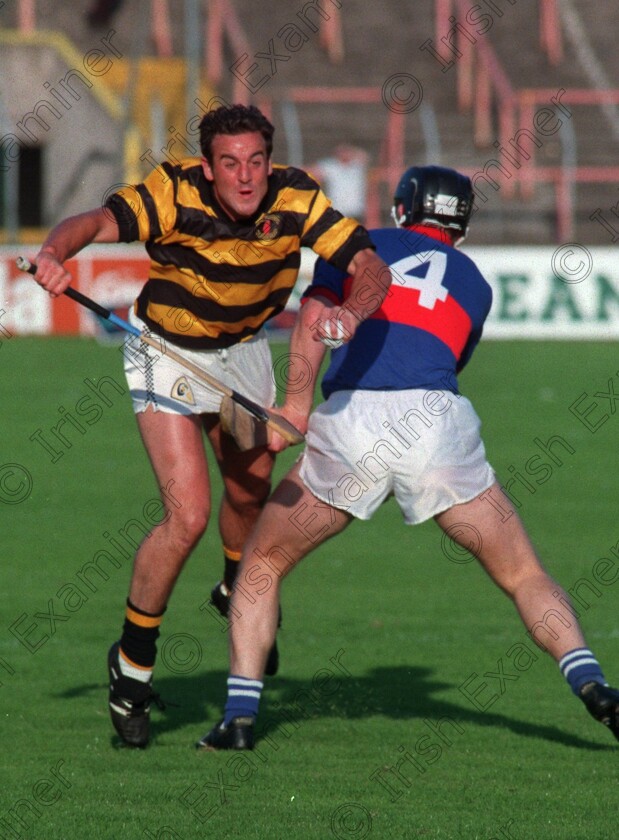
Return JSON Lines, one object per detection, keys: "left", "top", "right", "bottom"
{"left": 1, "top": 245, "right": 618, "bottom": 338}
{"left": 465, "top": 246, "right": 619, "bottom": 340}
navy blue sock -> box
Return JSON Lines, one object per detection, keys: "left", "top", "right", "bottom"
{"left": 223, "top": 675, "right": 263, "bottom": 725}
{"left": 559, "top": 648, "right": 607, "bottom": 695}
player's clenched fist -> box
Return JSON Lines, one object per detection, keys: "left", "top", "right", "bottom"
{"left": 311, "top": 306, "right": 358, "bottom": 348}
{"left": 32, "top": 250, "right": 72, "bottom": 297}
{"left": 31, "top": 207, "right": 119, "bottom": 297}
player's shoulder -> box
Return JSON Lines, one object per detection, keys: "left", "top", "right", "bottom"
{"left": 174, "top": 157, "right": 205, "bottom": 181}
{"left": 177, "top": 156, "right": 203, "bottom": 171}
{"left": 143, "top": 156, "right": 204, "bottom": 188}
{"left": 450, "top": 243, "right": 489, "bottom": 282}
{"left": 270, "top": 164, "right": 321, "bottom": 192}
{"left": 367, "top": 227, "right": 451, "bottom": 261}
{"left": 369, "top": 226, "right": 492, "bottom": 300}
{"left": 367, "top": 227, "right": 401, "bottom": 249}
{"left": 371, "top": 227, "right": 481, "bottom": 271}
{"left": 452, "top": 246, "right": 493, "bottom": 309}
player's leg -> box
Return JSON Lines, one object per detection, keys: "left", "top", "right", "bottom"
{"left": 109, "top": 408, "right": 212, "bottom": 747}
{"left": 129, "top": 408, "right": 212, "bottom": 609}
{"left": 197, "top": 461, "right": 352, "bottom": 749}
{"left": 229, "top": 461, "right": 351, "bottom": 677}
{"left": 435, "top": 482, "right": 586, "bottom": 658}
{"left": 204, "top": 414, "right": 274, "bottom": 583}
{"left": 202, "top": 414, "right": 283, "bottom": 673}
{"left": 434, "top": 481, "right": 619, "bottom": 739}
{"left": 199, "top": 388, "right": 397, "bottom": 750}
{"left": 202, "top": 335, "right": 277, "bottom": 621}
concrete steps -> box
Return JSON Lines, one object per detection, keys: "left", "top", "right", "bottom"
{"left": 2, "top": 0, "right": 618, "bottom": 242}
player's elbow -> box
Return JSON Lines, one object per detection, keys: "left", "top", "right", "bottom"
{"left": 91, "top": 207, "right": 121, "bottom": 243}
{"left": 347, "top": 247, "right": 386, "bottom": 279}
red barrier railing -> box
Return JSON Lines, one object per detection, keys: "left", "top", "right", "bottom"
{"left": 539, "top": 0, "right": 562, "bottom": 65}
{"left": 17, "top": 0, "right": 35, "bottom": 32}
{"left": 434, "top": 0, "right": 619, "bottom": 241}
{"left": 204, "top": 0, "right": 345, "bottom": 102}
{"left": 16, "top": 0, "right": 174, "bottom": 55}
{"left": 11, "top": 0, "right": 618, "bottom": 242}
{"left": 433, "top": 0, "right": 518, "bottom": 195}
{"left": 273, "top": 86, "right": 406, "bottom": 228}
{"left": 205, "top": 0, "right": 253, "bottom": 104}
{"left": 435, "top": 0, "right": 563, "bottom": 69}
{"left": 522, "top": 165, "right": 619, "bottom": 242}
{"left": 151, "top": 0, "right": 173, "bottom": 57}
{"left": 516, "top": 88, "right": 619, "bottom": 194}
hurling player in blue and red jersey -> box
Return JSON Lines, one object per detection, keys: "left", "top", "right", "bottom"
{"left": 198, "top": 165, "right": 619, "bottom": 750}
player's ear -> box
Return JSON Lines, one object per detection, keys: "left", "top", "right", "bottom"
{"left": 267, "top": 158, "right": 273, "bottom": 176}
{"left": 201, "top": 156, "right": 214, "bottom": 181}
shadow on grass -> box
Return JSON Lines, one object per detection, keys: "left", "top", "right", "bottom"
{"left": 56, "top": 663, "right": 615, "bottom": 752}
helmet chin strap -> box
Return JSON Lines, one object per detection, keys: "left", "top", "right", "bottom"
{"left": 391, "top": 205, "right": 407, "bottom": 227}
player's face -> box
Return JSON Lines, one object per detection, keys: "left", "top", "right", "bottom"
{"left": 202, "top": 132, "right": 272, "bottom": 220}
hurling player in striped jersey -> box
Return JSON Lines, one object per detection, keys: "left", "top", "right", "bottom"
{"left": 199, "top": 165, "right": 619, "bottom": 750}
{"left": 31, "top": 104, "right": 390, "bottom": 748}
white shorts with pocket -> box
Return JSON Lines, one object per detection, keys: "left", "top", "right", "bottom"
{"left": 122, "top": 310, "right": 276, "bottom": 415}
{"left": 299, "top": 388, "right": 495, "bottom": 524}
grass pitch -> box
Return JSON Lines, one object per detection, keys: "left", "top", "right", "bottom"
{"left": 1, "top": 337, "right": 618, "bottom": 839}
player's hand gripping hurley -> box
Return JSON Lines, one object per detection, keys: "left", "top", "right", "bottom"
{"left": 17, "top": 257, "right": 305, "bottom": 446}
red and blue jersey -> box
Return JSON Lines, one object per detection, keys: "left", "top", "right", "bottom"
{"left": 303, "top": 226, "right": 493, "bottom": 398}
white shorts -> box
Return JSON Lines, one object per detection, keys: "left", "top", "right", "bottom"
{"left": 299, "top": 389, "right": 495, "bottom": 523}
{"left": 122, "top": 311, "right": 276, "bottom": 415}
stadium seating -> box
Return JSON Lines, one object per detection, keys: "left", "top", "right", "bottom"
{"left": 1, "top": 0, "right": 618, "bottom": 243}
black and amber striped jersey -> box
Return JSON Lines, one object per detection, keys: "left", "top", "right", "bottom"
{"left": 105, "top": 159, "right": 374, "bottom": 349}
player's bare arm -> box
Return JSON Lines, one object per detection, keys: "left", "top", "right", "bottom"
{"left": 272, "top": 251, "right": 389, "bottom": 451}
{"left": 343, "top": 246, "right": 391, "bottom": 322}
{"left": 267, "top": 296, "right": 331, "bottom": 453}
{"left": 34, "top": 208, "right": 120, "bottom": 297}
{"left": 309, "top": 248, "right": 390, "bottom": 346}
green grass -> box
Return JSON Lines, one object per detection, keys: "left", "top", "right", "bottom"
{"left": 1, "top": 337, "right": 618, "bottom": 839}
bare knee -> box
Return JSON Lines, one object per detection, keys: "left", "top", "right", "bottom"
{"left": 496, "top": 566, "right": 554, "bottom": 601}
{"left": 226, "top": 475, "right": 272, "bottom": 515}
{"left": 167, "top": 501, "right": 210, "bottom": 550}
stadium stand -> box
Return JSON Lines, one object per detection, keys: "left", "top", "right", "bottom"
{"left": 1, "top": 0, "right": 619, "bottom": 244}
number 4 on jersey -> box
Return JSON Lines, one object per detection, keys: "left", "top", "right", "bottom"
{"left": 389, "top": 251, "right": 448, "bottom": 310}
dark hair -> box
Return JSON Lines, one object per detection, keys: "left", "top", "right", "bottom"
{"left": 199, "top": 104, "right": 275, "bottom": 163}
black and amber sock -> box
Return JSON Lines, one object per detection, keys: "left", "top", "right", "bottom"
{"left": 223, "top": 546, "right": 242, "bottom": 593}
{"left": 118, "top": 599, "right": 165, "bottom": 683}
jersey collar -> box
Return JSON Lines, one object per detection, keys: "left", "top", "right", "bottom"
{"left": 405, "top": 224, "right": 455, "bottom": 245}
